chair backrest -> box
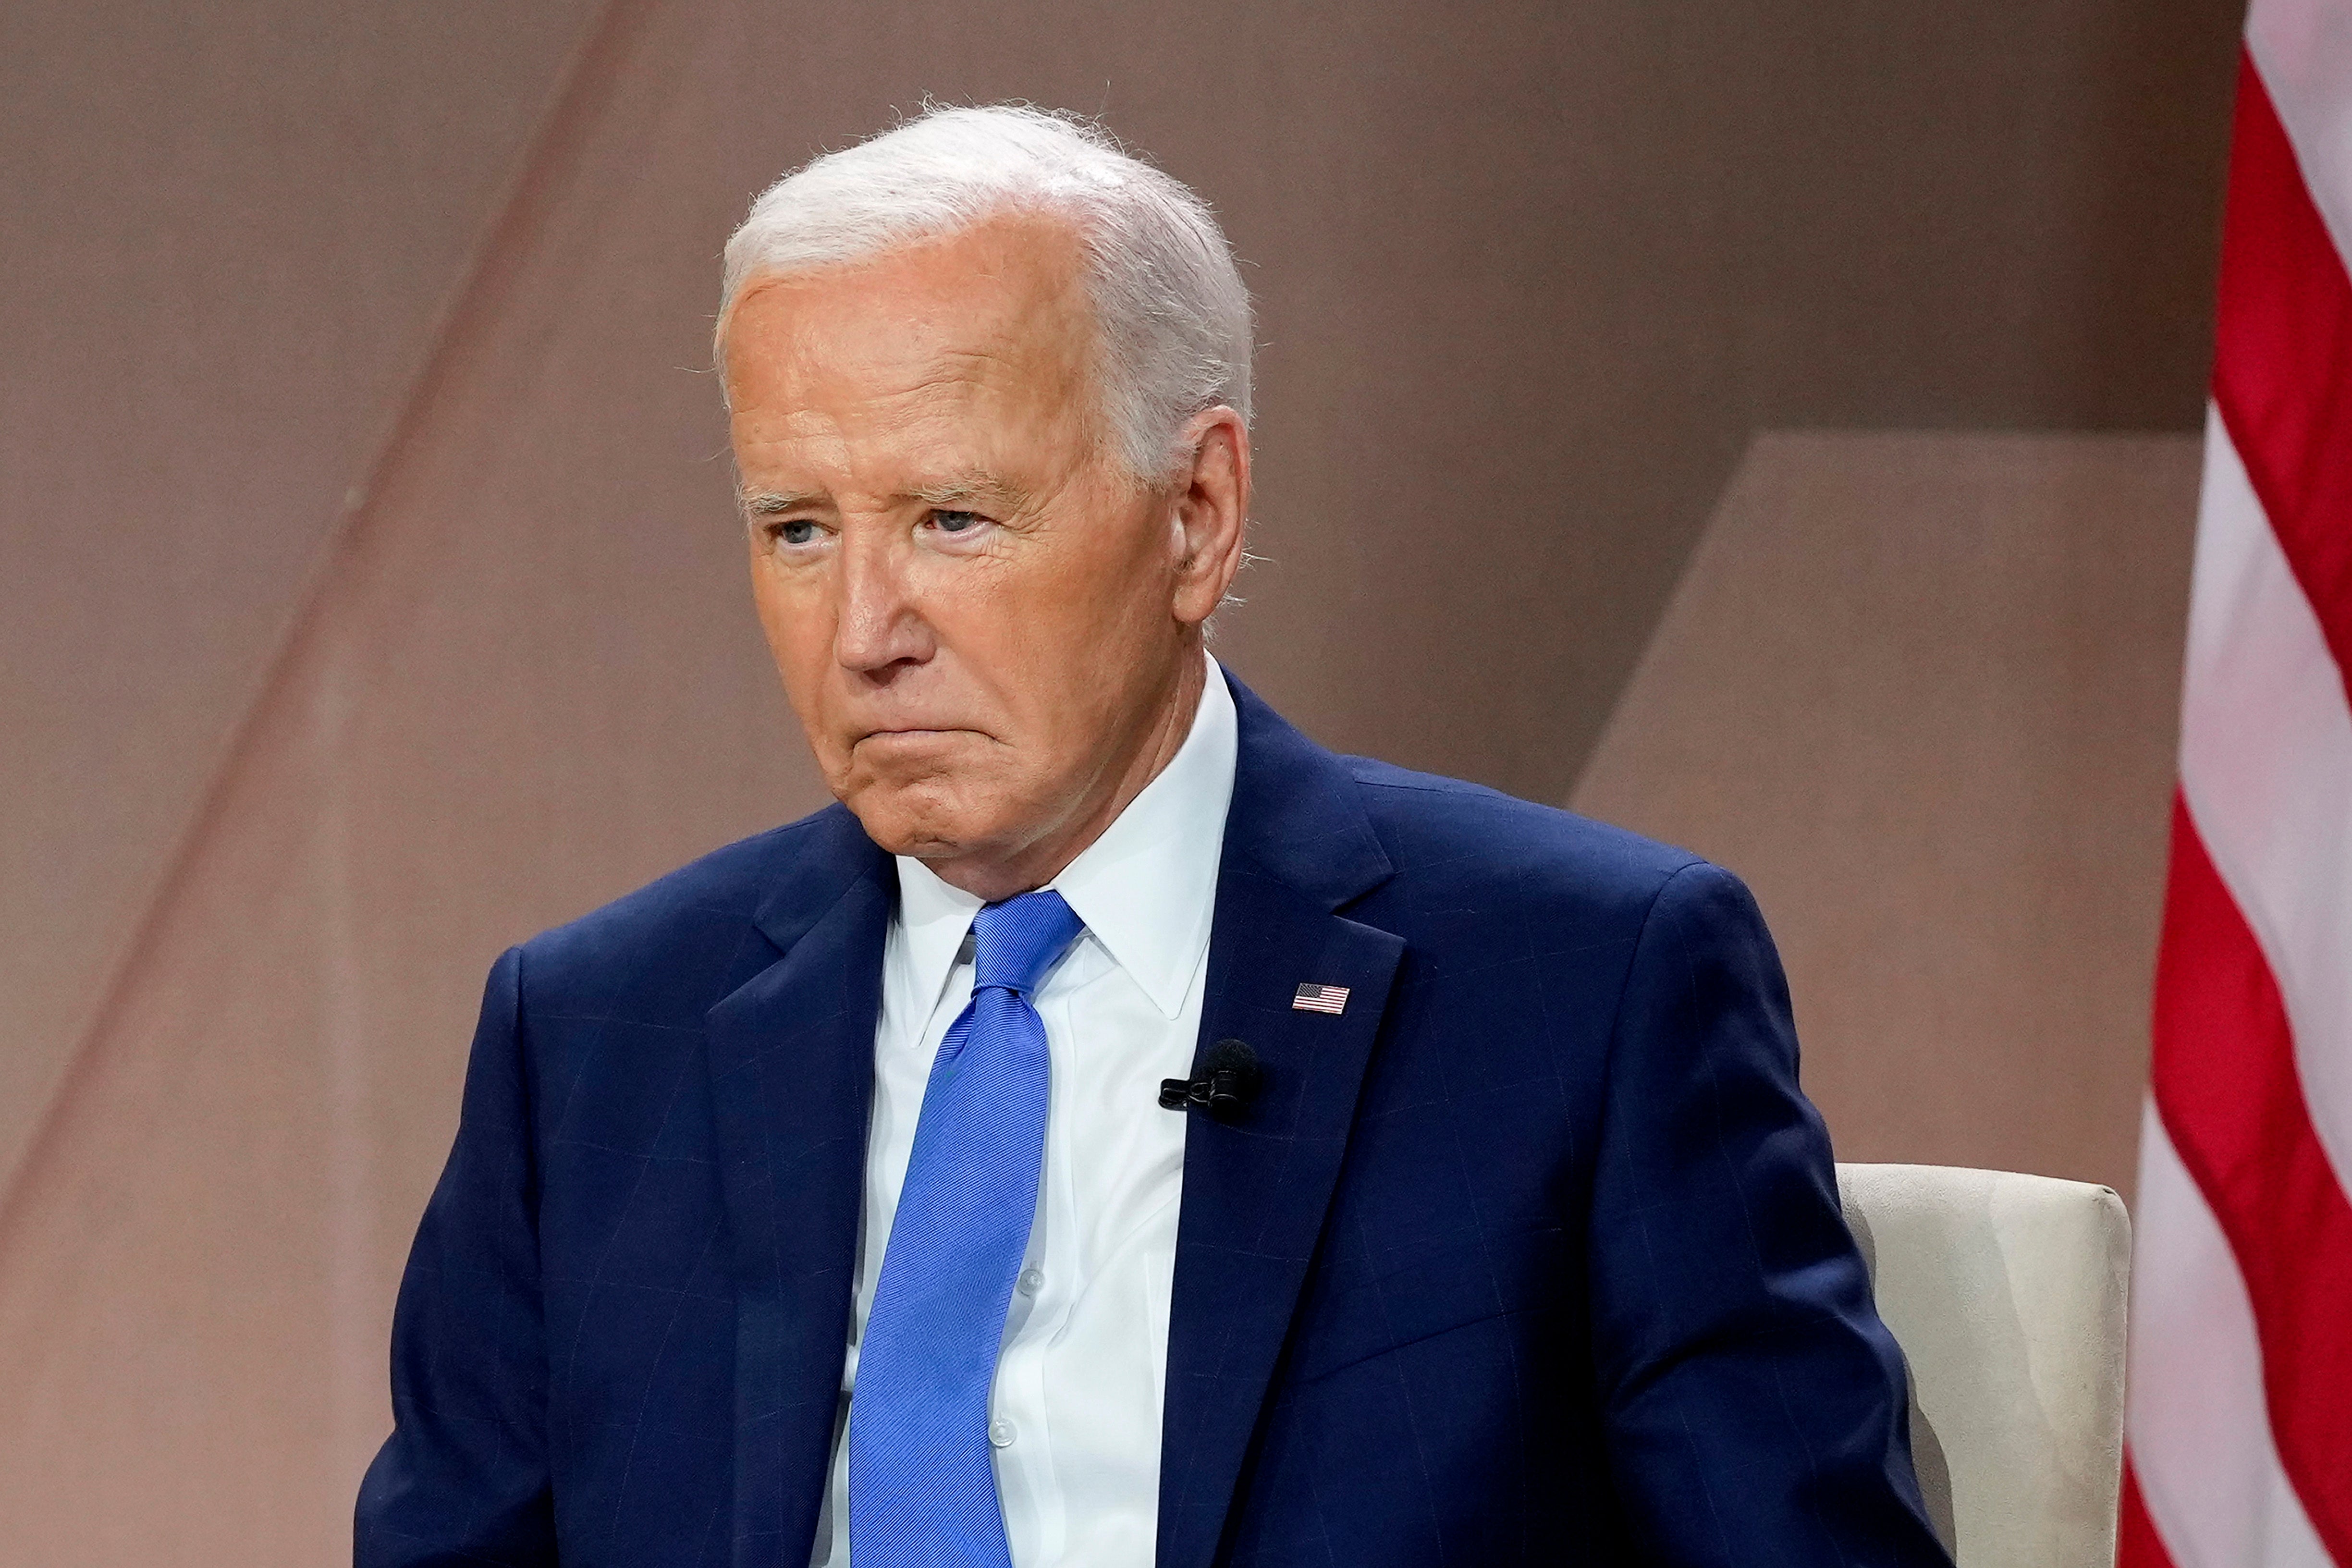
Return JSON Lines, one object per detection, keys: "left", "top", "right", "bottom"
{"left": 1836, "top": 1163, "right": 2131, "bottom": 1568}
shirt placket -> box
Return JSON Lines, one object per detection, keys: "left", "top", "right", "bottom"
{"left": 1007, "top": 957, "right": 1100, "bottom": 1566}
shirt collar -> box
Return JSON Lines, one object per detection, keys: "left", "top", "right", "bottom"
{"left": 890, "top": 849, "right": 985, "bottom": 1020}
{"left": 890, "top": 654, "right": 1238, "bottom": 1020}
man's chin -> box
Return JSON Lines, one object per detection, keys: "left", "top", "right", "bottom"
{"left": 837, "top": 778, "right": 1006, "bottom": 864}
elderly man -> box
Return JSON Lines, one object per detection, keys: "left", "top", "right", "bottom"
{"left": 356, "top": 107, "right": 1948, "bottom": 1568}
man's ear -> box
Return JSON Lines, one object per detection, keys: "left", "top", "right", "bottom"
{"left": 1168, "top": 407, "right": 1251, "bottom": 627}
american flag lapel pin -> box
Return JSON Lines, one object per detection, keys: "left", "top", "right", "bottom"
{"left": 1292, "top": 982, "right": 1350, "bottom": 1016}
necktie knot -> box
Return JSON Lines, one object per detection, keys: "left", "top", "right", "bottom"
{"left": 971, "top": 888, "right": 1084, "bottom": 995}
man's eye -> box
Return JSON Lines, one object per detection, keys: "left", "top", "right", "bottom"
{"left": 930, "top": 509, "right": 985, "bottom": 534}
{"left": 775, "top": 519, "right": 819, "bottom": 546}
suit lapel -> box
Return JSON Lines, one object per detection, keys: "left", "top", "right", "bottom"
{"left": 1158, "top": 676, "right": 1403, "bottom": 1568}
{"left": 704, "top": 806, "right": 892, "bottom": 1568}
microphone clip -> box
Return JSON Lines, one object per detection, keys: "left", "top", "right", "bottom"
{"left": 1159, "top": 1039, "right": 1261, "bottom": 1118}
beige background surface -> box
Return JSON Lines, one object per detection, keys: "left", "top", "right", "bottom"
{"left": 1576, "top": 431, "right": 2200, "bottom": 1199}
{"left": 0, "top": 0, "right": 2229, "bottom": 1558}
{"left": 0, "top": 0, "right": 597, "bottom": 1206}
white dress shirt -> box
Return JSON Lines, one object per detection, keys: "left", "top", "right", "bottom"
{"left": 810, "top": 656, "right": 1238, "bottom": 1568}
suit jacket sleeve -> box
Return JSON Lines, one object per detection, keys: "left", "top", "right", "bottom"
{"left": 1586, "top": 862, "right": 1950, "bottom": 1567}
{"left": 355, "top": 945, "right": 559, "bottom": 1567}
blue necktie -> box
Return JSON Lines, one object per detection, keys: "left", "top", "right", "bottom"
{"left": 849, "top": 888, "right": 1086, "bottom": 1567}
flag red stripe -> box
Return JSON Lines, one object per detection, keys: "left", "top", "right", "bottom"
{"left": 2151, "top": 796, "right": 2352, "bottom": 1562}
{"left": 2213, "top": 51, "right": 2352, "bottom": 683}
{"left": 2117, "top": 1458, "right": 2181, "bottom": 1568}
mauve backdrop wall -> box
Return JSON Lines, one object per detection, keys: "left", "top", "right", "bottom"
{"left": 0, "top": 0, "right": 2237, "bottom": 1559}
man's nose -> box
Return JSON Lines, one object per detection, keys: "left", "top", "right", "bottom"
{"left": 833, "top": 529, "right": 934, "bottom": 675}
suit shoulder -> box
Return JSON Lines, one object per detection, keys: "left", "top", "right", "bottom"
{"left": 510, "top": 809, "right": 841, "bottom": 1014}
{"left": 1343, "top": 755, "right": 1718, "bottom": 919}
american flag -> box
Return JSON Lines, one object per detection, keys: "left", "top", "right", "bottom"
{"left": 2121, "top": 7, "right": 2352, "bottom": 1564}
{"left": 1291, "top": 983, "right": 1349, "bottom": 1016}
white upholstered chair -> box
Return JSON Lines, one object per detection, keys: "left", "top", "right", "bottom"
{"left": 1836, "top": 1164, "right": 2132, "bottom": 1568}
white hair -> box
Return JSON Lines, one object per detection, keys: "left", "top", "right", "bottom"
{"left": 718, "top": 104, "right": 1252, "bottom": 482}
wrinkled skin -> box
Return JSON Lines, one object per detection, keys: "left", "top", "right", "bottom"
{"left": 722, "top": 210, "right": 1250, "bottom": 901}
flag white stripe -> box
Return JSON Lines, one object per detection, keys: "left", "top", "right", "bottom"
{"left": 2129, "top": 1102, "right": 2333, "bottom": 1568}
{"left": 2248, "top": 1, "right": 2352, "bottom": 279}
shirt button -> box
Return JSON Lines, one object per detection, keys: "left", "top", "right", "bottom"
{"left": 988, "top": 1417, "right": 1017, "bottom": 1448}
{"left": 1016, "top": 1268, "right": 1044, "bottom": 1297}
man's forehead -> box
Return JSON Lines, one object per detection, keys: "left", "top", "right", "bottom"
{"left": 725, "top": 303, "right": 1095, "bottom": 466}
{"left": 730, "top": 379, "right": 1033, "bottom": 480}
{"left": 724, "top": 226, "right": 1105, "bottom": 504}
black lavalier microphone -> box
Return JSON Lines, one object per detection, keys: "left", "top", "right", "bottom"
{"left": 1159, "top": 1039, "right": 1261, "bottom": 1117}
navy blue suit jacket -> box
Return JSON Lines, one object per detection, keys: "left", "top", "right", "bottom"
{"left": 357, "top": 673, "right": 1948, "bottom": 1567}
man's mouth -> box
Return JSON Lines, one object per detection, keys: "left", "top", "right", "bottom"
{"left": 855, "top": 727, "right": 981, "bottom": 746}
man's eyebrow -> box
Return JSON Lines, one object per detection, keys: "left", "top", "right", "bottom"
{"left": 904, "top": 472, "right": 1029, "bottom": 511}
{"left": 739, "top": 488, "right": 824, "bottom": 516}
{"left": 737, "top": 475, "right": 1031, "bottom": 515}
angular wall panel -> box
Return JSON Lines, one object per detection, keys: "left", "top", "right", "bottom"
{"left": 0, "top": 0, "right": 599, "bottom": 1193}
